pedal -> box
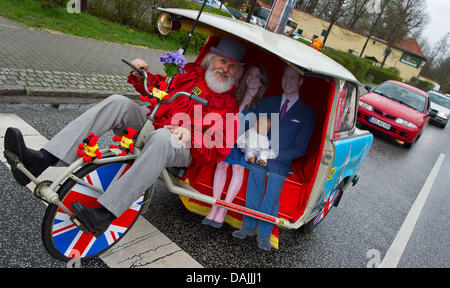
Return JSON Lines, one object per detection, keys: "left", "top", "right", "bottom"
{"left": 70, "top": 216, "right": 90, "bottom": 234}
{"left": 70, "top": 216, "right": 103, "bottom": 238}
{"left": 3, "top": 150, "right": 21, "bottom": 168}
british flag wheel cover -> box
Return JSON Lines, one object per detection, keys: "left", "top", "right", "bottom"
{"left": 49, "top": 162, "right": 144, "bottom": 259}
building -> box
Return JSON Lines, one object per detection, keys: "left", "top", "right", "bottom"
{"left": 289, "top": 9, "right": 427, "bottom": 81}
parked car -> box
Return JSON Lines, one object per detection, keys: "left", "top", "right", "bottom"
{"left": 358, "top": 80, "right": 436, "bottom": 148}
{"left": 241, "top": 12, "right": 266, "bottom": 27}
{"left": 427, "top": 90, "right": 450, "bottom": 128}
{"left": 227, "top": 7, "right": 246, "bottom": 20}
{"left": 193, "top": 0, "right": 235, "bottom": 18}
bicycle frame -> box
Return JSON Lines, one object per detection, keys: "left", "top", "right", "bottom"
{"left": 21, "top": 61, "right": 298, "bottom": 237}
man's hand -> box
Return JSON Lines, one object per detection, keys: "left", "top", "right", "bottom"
{"left": 164, "top": 125, "right": 191, "bottom": 145}
{"left": 130, "top": 58, "right": 149, "bottom": 81}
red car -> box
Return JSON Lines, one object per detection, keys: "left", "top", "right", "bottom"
{"left": 357, "top": 80, "right": 436, "bottom": 148}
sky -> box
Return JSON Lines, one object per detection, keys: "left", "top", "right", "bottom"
{"left": 422, "top": 0, "right": 450, "bottom": 48}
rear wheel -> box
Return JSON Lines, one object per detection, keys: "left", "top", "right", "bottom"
{"left": 41, "top": 160, "right": 151, "bottom": 262}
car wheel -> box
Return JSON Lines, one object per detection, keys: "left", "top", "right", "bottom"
{"left": 404, "top": 142, "right": 412, "bottom": 149}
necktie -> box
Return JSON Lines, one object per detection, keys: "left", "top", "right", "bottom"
{"left": 280, "top": 99, "right": 290, "bottom": 119}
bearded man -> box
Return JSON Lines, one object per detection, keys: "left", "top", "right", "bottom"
{"left": 4, "top": 37, "right": 246, "bottom": 236}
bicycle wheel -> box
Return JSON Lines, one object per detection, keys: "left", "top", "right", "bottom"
{"left": 41, "top": 160, "right": 151, "bottom": 262}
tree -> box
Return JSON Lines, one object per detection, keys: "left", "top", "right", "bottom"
{"left": 316, "top": 0, "right": 350, "bottom": 45}
{"left": 380, "top": 0, "right": 428, "bottom": 67}
{"left": 422, "top": 32, "right": 450, "bottom": 74}
{"left": 346, "top": 0, "right": 371, "bottom": 29}
{"left": 359, "top": 0, "right": 391, "bottom": 58}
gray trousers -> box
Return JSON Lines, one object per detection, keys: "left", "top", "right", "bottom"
{"left": 44, "top": 95, "right": 192, "bottom": 216}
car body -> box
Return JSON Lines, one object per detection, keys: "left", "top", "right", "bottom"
{"left": 427, "top": 90, "right": 450, "bottom": 128}
{"left": 357, "top": 80, "right": 435, "bottom": 147}
{"left": 157, "top": 8, "right": 373, "bottom": 245}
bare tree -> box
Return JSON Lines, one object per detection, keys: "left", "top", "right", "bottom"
{"left": 317, "top": 0, "right": 350, "bottom": 45}
{"left": 380, "top": 0, "right": 428, "bottom": 67}
{"left": 422, "top": 32, "right": 450, "bottom": 73}
{"left": 346, "top": 0, "right": 371, "bottom": 29}
{"left": 359, "top": 0, "right": 391, "bottom": 58}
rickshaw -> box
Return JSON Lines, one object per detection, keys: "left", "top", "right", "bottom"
{"left": 4, "top": 6, "right": 373, "bottom": 262}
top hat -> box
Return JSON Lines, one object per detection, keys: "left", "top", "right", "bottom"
{"left": 211, "top": 37, "right": 246, "bottom": 66}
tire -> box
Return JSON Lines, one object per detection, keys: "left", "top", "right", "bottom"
{"left": 41, "top": 160, "right": 151, "bottom": 262}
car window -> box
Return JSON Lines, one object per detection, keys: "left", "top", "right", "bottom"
{"left": 334, "top": 81, "right": 358, "bottom": 135}
{"left": 428, "top": 91, "right": 450, "bottom": 109}
{"left": 374, "top": 82, "right": 427, "bottom": 112}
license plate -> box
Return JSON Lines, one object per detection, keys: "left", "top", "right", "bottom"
{"left": 368, "top": 116, "right": 391, "bottom": 130}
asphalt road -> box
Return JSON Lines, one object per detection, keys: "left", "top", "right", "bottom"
{"left": 0, "top": 103, "right": 449, "bottom": 269}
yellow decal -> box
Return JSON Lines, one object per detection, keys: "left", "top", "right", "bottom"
{"left": 327, "top": 167, "right": 336, "bottom": 180}
{"left": 191, "top": 86, "right": 202, "bottom": 96}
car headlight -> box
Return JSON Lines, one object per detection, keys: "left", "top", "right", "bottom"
{"left": 395, "top": 118, "right": 417, "bottom": 128}
{"left": 359, "top": 101, "right": 373, "bottom": 111}
{"left": 437, "top": 112, "right": 449, "bottom": 119}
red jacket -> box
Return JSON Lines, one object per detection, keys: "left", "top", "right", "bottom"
{"left": 127, "top": 63, "right": 239, "bottom": 165}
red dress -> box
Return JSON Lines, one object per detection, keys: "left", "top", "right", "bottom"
{"left": 127, "top": 63, "right": 239, "bottom": 165}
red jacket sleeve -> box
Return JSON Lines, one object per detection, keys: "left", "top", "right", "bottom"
{"left": 127, "top": 71, "right": 166, "bottom": 96}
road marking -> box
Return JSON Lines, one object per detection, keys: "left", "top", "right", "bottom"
{"left": 0, "top": 113, "right": 202, "bottom": 268}
{"left": 379, "top": 153, "right": 445, "bottom": 268}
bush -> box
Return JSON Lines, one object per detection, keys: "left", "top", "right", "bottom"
{"left": 408, "top": 77, "right": 435, "bottom": 92}
{"left": 322, "top": 49, "right": 371, "bottom": 82}
{"left": 322, "top": 48, "right": 403, "bottom": 84}
{"left": 365, "top": 66, "right": 402, "bottom": 84}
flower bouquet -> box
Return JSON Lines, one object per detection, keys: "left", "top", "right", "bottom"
{"left": 159, "top": 49, "right": 186, "bottom": 79}
{"left": 141, "top": 50, "right": 186, "bottom": 105}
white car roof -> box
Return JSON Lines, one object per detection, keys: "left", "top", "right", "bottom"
{"left": 159, "top": 8, "right": 358, "bottom": 82}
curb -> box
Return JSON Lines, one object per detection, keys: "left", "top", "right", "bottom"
{"left": 0, "top": 85, "right": 140, "bottom": 103}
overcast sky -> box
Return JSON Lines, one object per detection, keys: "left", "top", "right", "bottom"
{"left": 422, "top": 0, "right": 450, "bottom": 47}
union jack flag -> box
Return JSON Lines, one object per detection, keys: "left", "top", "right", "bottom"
{"left": 51, "top": 163, "right": 144, "bottom": 258}
{"left": 313, "top": 189, "right": 340, "bottom": 226}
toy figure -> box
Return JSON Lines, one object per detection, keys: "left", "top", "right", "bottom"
{"left": 109, "top": 127, "right": 138, "bottom": 156}
{"left": 140, "top": 81, "right": 170, "bottom": 104}
{"left": 236, "top": 116, "right": 274, "bottom": 166}
{"left": 77, "top": 133, "right": 102, "bottom": 163}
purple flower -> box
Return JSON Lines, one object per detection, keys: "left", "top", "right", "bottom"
{"left": 158, "top": 56, "right": 167, "bottom": 64}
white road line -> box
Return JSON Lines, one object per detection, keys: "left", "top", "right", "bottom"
{"left": 0, "top": 113, "right": 202, "bottom": 268}
{"left": 379, "top": 153, "right": 445, "bottom": 268}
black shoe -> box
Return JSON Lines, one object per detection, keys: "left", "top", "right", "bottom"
{"left": 4, "top": 127, "right": 58, "bottom": 186}
{"left": 71, "top": 202, "right": 117, "bottom": 237}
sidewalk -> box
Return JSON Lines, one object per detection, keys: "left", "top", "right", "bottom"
{"left": 0, "top": 16, "right": 193, "bottom": 102}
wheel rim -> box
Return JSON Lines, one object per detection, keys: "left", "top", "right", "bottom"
{"left": 50, "top": 162, "right": 144, "bottom": 258}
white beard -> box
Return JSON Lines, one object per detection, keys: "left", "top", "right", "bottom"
{"left": 205, "top": 67, "right": 235, "bottom": 94}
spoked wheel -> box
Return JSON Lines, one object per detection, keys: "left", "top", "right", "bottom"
{"left": 41, "top": 160, "right": 151, "bottom": 262}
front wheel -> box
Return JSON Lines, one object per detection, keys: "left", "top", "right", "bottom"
{"left": 41, "top": 160, "right": 151, "bottom": 262}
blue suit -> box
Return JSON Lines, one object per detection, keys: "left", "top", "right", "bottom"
{"left": 241, "top": 95, "right": 316, "bottom": 239}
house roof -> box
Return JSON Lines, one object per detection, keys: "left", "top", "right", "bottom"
{"left": 393, "top": 38, "right": 426, "bottom": 60}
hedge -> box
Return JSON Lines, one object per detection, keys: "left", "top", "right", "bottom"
{"left": 408, "top": 77, "right": 435, "bottom": 92}
{"left": 322, "top": 48, "right": 402, "bottom": 84}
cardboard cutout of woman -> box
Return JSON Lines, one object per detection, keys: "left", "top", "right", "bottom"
{"left": 202, "top": 65, "right": 269, "bottom": 228}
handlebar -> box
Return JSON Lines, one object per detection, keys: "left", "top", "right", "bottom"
{"left": 121, "top": 59, "right": 208, "bottom": 106}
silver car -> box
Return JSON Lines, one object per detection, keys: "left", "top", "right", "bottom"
{"left": 427, "top": 90, "right": 450, "bottom": 128}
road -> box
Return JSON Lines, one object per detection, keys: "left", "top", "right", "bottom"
{"left": 0, "top": 103, "right": 448, "bottom": 269}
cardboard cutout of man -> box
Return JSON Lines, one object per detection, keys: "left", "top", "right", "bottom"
{"left": 232, "top": 65, "right": 316, "bottom": 251}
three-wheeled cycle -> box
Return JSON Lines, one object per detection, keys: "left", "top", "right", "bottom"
{"left": 4, "top": 6, "right": 373, "bottom": 262}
